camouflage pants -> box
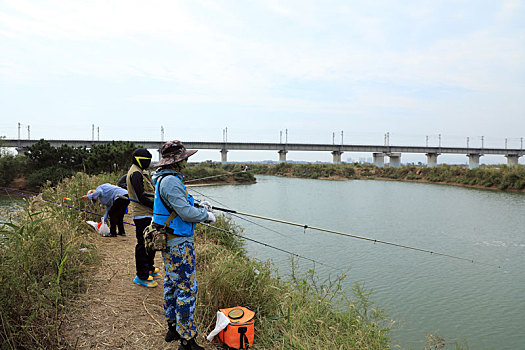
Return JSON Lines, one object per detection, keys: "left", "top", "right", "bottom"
{"left": 161, "top": 241, "right": 197, "bottom": 340}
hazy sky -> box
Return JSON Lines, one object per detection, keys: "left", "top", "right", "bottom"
{"left": 1, "top": 0, "right": 524, "bottom": 163}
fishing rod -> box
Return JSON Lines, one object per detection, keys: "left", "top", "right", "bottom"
{"left": 204, "top": 204, "right": 502, "bottom": 268}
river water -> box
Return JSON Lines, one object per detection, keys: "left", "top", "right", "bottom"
{"left": 192, "top": 175, "right": 525, "bottom": 350}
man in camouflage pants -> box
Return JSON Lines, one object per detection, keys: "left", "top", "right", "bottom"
{"left": 152, "top": 141, "right": 216, "bottom": 350}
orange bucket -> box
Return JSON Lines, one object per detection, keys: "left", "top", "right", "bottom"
{"left": 217, "top": 306, "right": 255, "bottom": 349}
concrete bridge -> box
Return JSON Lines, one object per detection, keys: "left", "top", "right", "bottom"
{"left": 2, "top": 138, "right": 523, "bottom": 168}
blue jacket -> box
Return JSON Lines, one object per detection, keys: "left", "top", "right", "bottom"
{"left": 87, "top": 183, "right": 128, "bottom": 222}
{"left": 152, "top": 169, "right": 208, "bottom": 239}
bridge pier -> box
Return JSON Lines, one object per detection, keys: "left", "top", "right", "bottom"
{"left": 220, "top": 149, "right": 228, "bottom": 163}
{"left": 278, "top": 150, "right": 288, "bottom": 162}
{"left": 467, "top": 153, "right": 481, "bottom": 169}
{"left": 388, "top": 153, "right": 401, "bottom": 167}
{"left": 505, "top": 154, "right": 520, "bottom": 166}
{"left": 426, "top": 153, "right": 439, "bottom": 167}
{"left": 373, "top": 153, "right": 385, "bottom": 167}
{"left": 331, "top": 151, "right": 343, "bottom": 163}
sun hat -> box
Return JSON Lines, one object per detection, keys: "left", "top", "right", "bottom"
{"left": 155, "top": 140, "right": 197, "bottom": 168}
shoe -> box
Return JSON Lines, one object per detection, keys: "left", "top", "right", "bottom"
{"left": 118, "top": 232, "right": 126, "bottom": 236}
{"left": 150, "top": 267, "right": 160, "bottom": 277}
{"left": 178, "top": 337, "right": 204, "bottom": 350}
{"left": 107, "top": 233, "right": 117, "bottom": 237}
{"left": 133, "top": 276, "right": 158, "bottom": 288}
{"left": 165, "top": 322, "right": 181, "bottom": 342}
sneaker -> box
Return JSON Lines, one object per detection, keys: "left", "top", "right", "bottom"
{"left": 178, "top": 337, "right": 204, "bottom": 350}
{"left": 118, "top": 232, "right": 126, "bottom": 236}
{"left": 133, "top": 276, "right": 158, "bottom": 288}
{"left": 150, "top": 267, "right": 161, "bottom": 277}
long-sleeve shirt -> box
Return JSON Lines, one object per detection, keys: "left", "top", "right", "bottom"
{"left": 152, "top": 169, "right": 208, "bottom": 223}
{"left": 87, "top": 183, "right": 128, "bottom": 222}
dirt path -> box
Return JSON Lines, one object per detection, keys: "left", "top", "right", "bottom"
{"left": 60, "top": 218, "right": 217, "bottom": 350}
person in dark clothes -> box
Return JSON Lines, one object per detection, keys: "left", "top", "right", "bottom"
{"left": 126, "top": 148, "right": 159, "bottom": 288}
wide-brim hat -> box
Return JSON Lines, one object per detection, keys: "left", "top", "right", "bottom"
{"left": 155, "top": 140, "right": 197, "bottom": 167}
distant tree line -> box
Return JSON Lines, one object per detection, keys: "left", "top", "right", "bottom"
{"left": 249, "top": 162, "right": 525, "bottom": 191}
{"left": 0, "top": 139, "right": 137, "bottom": 188}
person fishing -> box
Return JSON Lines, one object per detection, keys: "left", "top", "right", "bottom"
{"left": 152, "top": 140, "right": 215, "bottom": 350}
{"left": 125, "top": 148, "right": 160, "bottom": 288}
{"left": 82, "top": 183, "right": 129, "bottom": 237}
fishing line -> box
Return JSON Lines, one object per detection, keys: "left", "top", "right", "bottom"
{"left": 201, "top": 222, "right": 343, "bottom": 272}
{"left": 207, "top": 204, "right": 502, "bottom": 269}
{"left": 188, "top": 186, "right": 298, "bottom": 241}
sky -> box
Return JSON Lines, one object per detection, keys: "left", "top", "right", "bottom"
{"left": 1, "top": 0, "right": 524, "bottom": 164}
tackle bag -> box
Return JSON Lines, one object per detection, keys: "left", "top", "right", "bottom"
{"left": 143, "top": 211, "right": 176, "bottom": 251}
{"left": 217, "top": 306, "right": 255, "bottom": 349}
{"left": 143, "top": 223, "right": 167, "bottom": 251}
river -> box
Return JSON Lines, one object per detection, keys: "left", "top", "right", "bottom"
{"left": 192, "top": 175, "right": 524, "bottom": 350}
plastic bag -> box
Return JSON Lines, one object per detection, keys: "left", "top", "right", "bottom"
{"left": 86, "top": 220, "right": 111, "bottom": 236}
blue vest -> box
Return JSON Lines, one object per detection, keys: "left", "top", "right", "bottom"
{"left": 153, "top": 175, "right": 196, "bottom": 237}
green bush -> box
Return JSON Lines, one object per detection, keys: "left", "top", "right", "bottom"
{"left": 0, "top": 154, "right": 26, "bottom": 187}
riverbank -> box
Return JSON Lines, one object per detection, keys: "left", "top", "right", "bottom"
{"left": 247, "top": 163, "right": 525, "bottom": 193}
{"left": 1, "top": 172, "right": 390, "bottom": 349}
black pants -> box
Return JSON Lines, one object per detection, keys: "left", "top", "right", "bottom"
{"left": 108, "top": 197, "right": 129, "bottom": 235}
{"left": 134, "top": 217, "right": 157, "bottom": 280}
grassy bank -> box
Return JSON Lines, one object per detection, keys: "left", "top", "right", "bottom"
{"left": 248, "top": 163, "right": 525, "bottom": 191}
{"left": 1, "top": 171, "right": 391, "bottom": 349}
{"left": 0, "top": 173, "right": 113, "bottom": 348}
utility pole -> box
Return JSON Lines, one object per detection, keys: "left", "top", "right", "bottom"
{"left": 332, "top": 132, "right": 335, "bottom": 145}
{"left": 341, "top": 130, "right": 343, "bottom": 145}
{"left": 27, "top": 125, "right": 30, "bottom": 140}
{"left": 481, "top": 136, "right": 484, "bottom": 149}
{"left": 285, "top": 129, "right": 288, "bottom": 144}
{"left": 438, "top": 134, "right": 441, "bottom": 148}
{"left": 467, "top": 137, "right": 469, "bottom": 149}
{"left": 280, "top": 131, "right": 283, "bottom": 144}
{"left": 161, "top": 126, "right": 164, "bottom": 142}
{"left": 92, "top": 124, "right": 94, "bottom": 142}
{"left": 225, "top": 127, "right": 228, "bottom": 143}
{"left": 97, "top": 127, "right": 100, "bottom": 141}
{"left": 426, "top": 136, "right": 429, "bottom": 147}
{"left": 505, "top": 138, "right": 507, "bottom": 149}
